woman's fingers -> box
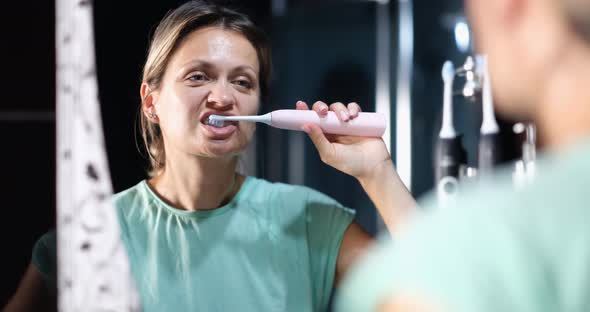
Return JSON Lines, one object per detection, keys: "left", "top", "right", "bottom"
{"left": 295, "top": 100, "right": 309, "bottom": 110}
{"left": 297, "top": 100, "right": 362, "bottom": 121}
{"left": 311, "top": 101, "right": 329, "bottom": 116}
{"left": 347, "top": 102, "right": 361, "bottom": 119}
{"left": 302, "top": 123, "right": 335, "bottom": 164}
{"left": 329, "top": 102, "right": 349, "bottom": 122}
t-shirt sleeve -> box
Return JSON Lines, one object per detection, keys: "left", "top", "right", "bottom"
{"left": 334, "top": 201, "right": 480, "bottom": 312}
{"left": 304, "top": 188, "right": 356, "bottom": 310}
{"left": 31, "top": 230, "right": 57, "bottom": 289}
{"left": 335, "top": 192, "right": 544, "bottom": 312}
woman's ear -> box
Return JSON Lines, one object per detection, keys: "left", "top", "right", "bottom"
{"left": 140, "top": 82, "right": 159, "bottom": 122}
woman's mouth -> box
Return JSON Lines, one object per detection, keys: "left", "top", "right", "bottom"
{"left": 206, "top": 116, "right": 226, "bottom": 128}
{"left": 200, "top": 113, "right": 238, "bottom": 139}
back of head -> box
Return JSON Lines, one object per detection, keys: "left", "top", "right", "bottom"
{"left": 465, "top": 0, "right": 590, "bottom": 120}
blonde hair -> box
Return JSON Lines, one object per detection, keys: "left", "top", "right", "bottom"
{"left": 140, "top": 0, "right": 271, "bottom": 176}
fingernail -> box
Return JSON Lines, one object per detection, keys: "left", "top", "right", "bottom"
{"left": 340, "top": 111, "right": 350, "bottom": 121}
{"left": 302, "top": 125, "right": 311, "bottom": 133}
{"left": 320, "top": 105, "right": 328, "bottom": 113}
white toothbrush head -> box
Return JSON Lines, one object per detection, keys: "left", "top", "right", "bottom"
{"left": 207, "top": 115, "right": 226, "bottom": 128}
{"left": 442, "top": 61, "right": 455, "bottom": 81}
{"left": 440, "top": 60, "right": 457, "bottom": 139}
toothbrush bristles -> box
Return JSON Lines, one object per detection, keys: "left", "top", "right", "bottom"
{"left": 207, "top": 116, "right": 225, "bottom": 128}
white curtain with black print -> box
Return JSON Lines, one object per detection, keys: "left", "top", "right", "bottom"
{"left": 56, "top": 0, "right": 140, "bottom": 310}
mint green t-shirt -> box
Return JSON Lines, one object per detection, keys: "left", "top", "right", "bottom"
{"left": 336, "top": 139, "right": 590, "bottom": 312}
{"left": 33, "top": 176, "right": 354, "bottom": 311}
{"left": 117, "top": 176, "right": 354, "bottom": 311}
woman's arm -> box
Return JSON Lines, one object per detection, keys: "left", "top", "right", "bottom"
{"left": 356, "top": 158, "right": 417, "bottom": 234}
{"left": 335, "top": 221, "right": 373, "bottom": 286}
{"left": 332, "top": 160, "right": 417, "bottom": 286}
{"left": 297, "top": 100, "right": 417, "bottom": 285}
{"left": 3, "top": 263, "right": 56, "bottom": 312}
{"left": 298, "top": 101, "right": 417, "bottom": 234}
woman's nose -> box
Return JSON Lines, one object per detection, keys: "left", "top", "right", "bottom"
{"left": 206, "top": 81, "right": 235, "bottom": 109}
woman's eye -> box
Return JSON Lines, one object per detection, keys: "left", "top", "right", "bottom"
{"left": 234, "top": 79, "right": 252, "bottom": 89}
{"left": 188, "top": 73, "right": 208, "bottom": 82}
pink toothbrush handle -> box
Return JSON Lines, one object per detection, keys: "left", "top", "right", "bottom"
{"left": 270, "top": 110, "right": 386, "bottom": 137}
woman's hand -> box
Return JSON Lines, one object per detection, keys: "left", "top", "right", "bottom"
{"left": 298, "top": 100, "right": 417, "bottom": 233}
{"left": 296, "top": 100, "right": 392, "bottom": 183}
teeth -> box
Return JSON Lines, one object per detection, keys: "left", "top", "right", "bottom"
{"left": 206, "top": 116, "right": 225, "bottom": 128}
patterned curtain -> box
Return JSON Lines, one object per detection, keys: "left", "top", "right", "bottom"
{"left": 55, "top": 0, "right": 141, "bottom": 310}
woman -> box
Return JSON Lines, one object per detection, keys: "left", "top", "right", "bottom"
{"left": 5, "top": 1, "right": 415, "bottom": 311}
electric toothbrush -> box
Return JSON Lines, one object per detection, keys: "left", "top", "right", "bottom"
{"left": 435, "top": 61, "right": 466, "bottom": 204}
{"left": 207, "top": 109, "right": 387, "bottom": 137}
{"left": 440, "top": 61, "right": 457, "bottom": 140}
{"left": 476, "top": 55, "right": 502, "bottom": 174}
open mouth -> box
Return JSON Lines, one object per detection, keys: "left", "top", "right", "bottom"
{"left": 200, "top": 112, "right": 236, "bottom": 128}
{"left": 207, "top": 117, "right": 226, "bottom": 128}
{"left": 199, "top": 112, "right": 238, "bottom": 138}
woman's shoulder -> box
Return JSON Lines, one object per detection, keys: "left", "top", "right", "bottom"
{"left": 113, "top": 180, "right": 146, "bottom": 200}
{"left": 112, "top": 180, "right": 152, "bottom": 215}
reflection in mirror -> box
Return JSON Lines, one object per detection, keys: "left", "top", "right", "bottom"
{"left": 1, "top": 0, "right": 490, "bottom": 311}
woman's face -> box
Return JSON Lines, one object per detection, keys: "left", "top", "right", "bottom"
{"left": 151, "top": 27, "right": 261, "bottom": 159}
